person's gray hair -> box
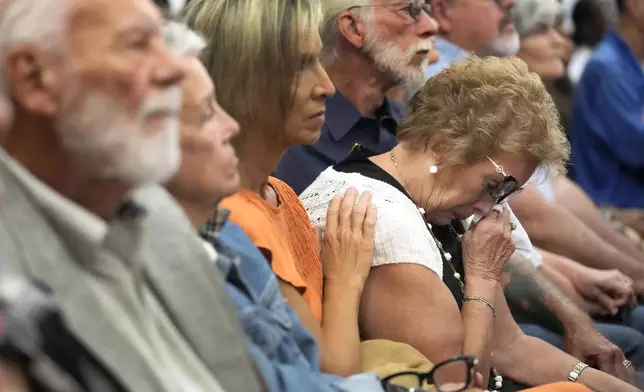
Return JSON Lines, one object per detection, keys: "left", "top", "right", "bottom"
{"left": 321, "top": 0, "right": 372, "bottom": 65}
{"left": 511, "top": 0, "right": 561, "bottom": 36}
{"left": 163, "top": 20, "right": 206, "bottom": 57}
{"left": 0, "top": 0, "right": 68, "bottom": 96}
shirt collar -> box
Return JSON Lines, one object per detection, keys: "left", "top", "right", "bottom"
{"left": 200, "top": 207, "right": 230, "bottom": 243}
{"left": 325, "top": 90, "right": 403, "bottom": 142}
{"left": 199, "top": 207, "right": 238, "bottom": 278}
{"left": 0, "top": 147, "right": 148, "bottom": 274}
{"left": 0, "top": 147, "right": 145, "bottom": 245}
{"left": 435, "top": 38, "right": 470, "bottom": 64}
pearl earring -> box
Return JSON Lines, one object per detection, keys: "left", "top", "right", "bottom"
{"left": 429, "top": 165, "right": 438, "bottom": 174}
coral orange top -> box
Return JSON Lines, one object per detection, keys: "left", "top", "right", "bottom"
{"left": 220, "top": 177, "right": 324, "bottom": 320}
{"left": 522, "top": 384, "right": 591, "bottom": 392}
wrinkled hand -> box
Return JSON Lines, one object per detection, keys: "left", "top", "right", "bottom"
{"left": 564, "top": 325, "right": 636, "bottom": 385}
{"left": 461, "top": 207, "right": 515, "bottom": 281}
{"left": 573, "top": 268, "right": 634, "bottom": 316}
{"left": 321, "top": 188, "right": 377, "bottom": 288}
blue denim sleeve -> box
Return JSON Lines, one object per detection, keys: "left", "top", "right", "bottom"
{"left": 248, "top": 342, "right": 384, "bottom": 392}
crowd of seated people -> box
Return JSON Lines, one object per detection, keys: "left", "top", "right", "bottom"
{"left": 0, "top": 0, "right": 642, "bottom": 391}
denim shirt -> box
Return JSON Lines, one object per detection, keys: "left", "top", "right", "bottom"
{"left": 200, "top": 211, "right": 384, "bottom": 392}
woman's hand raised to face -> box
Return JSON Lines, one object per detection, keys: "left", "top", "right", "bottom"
{"left": 461, "top": 206, "right": 515, "bottom": 282}
{"left": 321, "top": 188, "right": 377, "bottom": 290}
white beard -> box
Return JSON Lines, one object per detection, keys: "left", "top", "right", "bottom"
{"left": 489, "top": 30, "right": 521, "bottom": 57}
{"left": 56, "top": 80, "right": 182, "bottom": 186}
{"left": 363, "top": 25, "right": 433, "bottom": 96}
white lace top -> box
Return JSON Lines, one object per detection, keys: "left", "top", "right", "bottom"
{"left": 300, "top": 167, "right": 444, "bottom": 279}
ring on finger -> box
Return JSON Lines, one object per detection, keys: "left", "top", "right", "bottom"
{"left": 623, "top": 360, "right": 633, "bottom": 369}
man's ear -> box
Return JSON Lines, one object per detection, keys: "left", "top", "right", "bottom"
{"left": 430, "top": 0, "right": 454, "bottom": 34}
{"left": 337, "top": 10, "right": 368, "bottom": 49}
{"left": 3, "top": 45, "right": 61, "bottom": 117}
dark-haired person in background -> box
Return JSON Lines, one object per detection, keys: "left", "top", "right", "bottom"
{"left": 567, "top": 0, "right": 609, "bottom": 85}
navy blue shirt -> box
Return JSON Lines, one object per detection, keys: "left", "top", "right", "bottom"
{"left": 570, "top": 29, "right": 644, "bottom": 208}
{"left": 275, "top": 91, "right": 403, "bottom": 195}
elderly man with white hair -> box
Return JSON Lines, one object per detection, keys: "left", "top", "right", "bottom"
{"left": 0, "top": 0, "right": 267, "bottom": 391}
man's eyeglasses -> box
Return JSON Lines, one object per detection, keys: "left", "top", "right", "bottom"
{"left": 486, "top": 156, "right": 522, "bottom": 203}
{"left": 381, "top": 356, "right": 478, "bottom": 392}
{"left": 348, "top": 0, "right": 432, "bottom": 22}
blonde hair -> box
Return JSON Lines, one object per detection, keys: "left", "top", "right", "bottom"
{"left": 182, "top": 0, "right": 322, "bottom": 131}
{"left": 398, "top": 56, "right": 569, "bottom": 177}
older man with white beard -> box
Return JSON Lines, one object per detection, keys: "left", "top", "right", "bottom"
{"left": 274, "top": 0, "right": 438, "bottom": 194}
{"left": 0, "top": 0, "right": 267, "bottom": 391}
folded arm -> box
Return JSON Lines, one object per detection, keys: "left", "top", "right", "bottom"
{"left": 509, "top": 187, "right": 644, "bottom": 282}
{"left": 493, "top": 289, "right": 638, "bottom": 392}
{"left": 503, "top": 251, "right": 591, "bottom": 334}
{"left": 551, "top": 177, "right": 644, "bottom": 262}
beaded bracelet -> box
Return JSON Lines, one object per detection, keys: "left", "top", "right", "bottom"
{"left": 463, "top": 296, "right": 496, "bottom": 318}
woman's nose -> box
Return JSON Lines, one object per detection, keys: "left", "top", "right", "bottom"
{"left": 472, "top": 198, "right": 496, "bottom": 216}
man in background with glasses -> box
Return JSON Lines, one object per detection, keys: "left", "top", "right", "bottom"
{"left": 275, "top": 0, "right": 438, "bottom": 194}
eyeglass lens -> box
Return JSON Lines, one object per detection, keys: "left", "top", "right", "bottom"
{"left": 405, "top": 0, "right": 431, "bottom": 20}
{"left": 384, "top": 359, "right": 469, "bottom": 392}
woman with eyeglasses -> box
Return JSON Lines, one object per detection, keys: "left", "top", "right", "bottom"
{"left": 301, "top": 56, "right": 639, "bottom": 392}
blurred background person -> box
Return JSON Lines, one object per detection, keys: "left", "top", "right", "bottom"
{"left": 569, "top": 0, "right": 644, "bottom": 225}
{"left": 425, "top": 0, "right": 519, "bottom": 77}
{"left": 567, "top": 0, "right": 609, "bottom": 85}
